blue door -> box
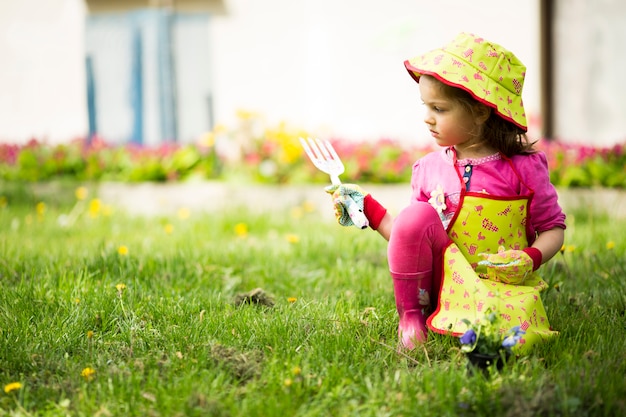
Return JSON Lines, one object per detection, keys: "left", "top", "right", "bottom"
{"left": 85, "top": 9, "right": 213, "bottom": 146}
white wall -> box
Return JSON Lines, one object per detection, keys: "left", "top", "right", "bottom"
{"left": 0, "top": 0, "right": 540, "bottom": 145}
{"left": 0, "top": 0, "right": 88, "bottom": 143}
{"left": 209, "top": 0, "right": 541, "bottom": 145}
{"left": 553, "top": 0, "right": 626, "bottom": 146}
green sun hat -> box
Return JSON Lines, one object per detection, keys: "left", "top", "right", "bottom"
{"left": 404, "top": 32, "right": 528, "bottom": 131}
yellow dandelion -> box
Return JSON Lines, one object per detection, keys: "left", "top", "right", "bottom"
{"left": 86, "top": 330, "right": 94, "bottom": 339}
{"left": 565, "top": 245, "right": 576, "bottom": 253}
{"left": 234, "top": 222, "right": 248, "bottom": 238}
{"left": 74, "top": 298, "right": 80, "bottom": 304}
{"left": 287, "top": 297, "right": 297, "bottom": 304}
{"left": 164, "top": 223, "right": 174, "bottom": 235}
{"left": 198, "top": 132, "right": 215, "bottom": 147}
{"left": 36, "top": 202, "right": 46, "bottom": 216}
{"left": 81, "top": 367, "right": 96, "bottom": 381}
{"left": 117, "top": 245, "right": 129, "bottom": 256}
{"left": 75, "top": 186, "right": 88, "bottom": 201}
{"left": 606, "top": 241, "right": 615, "bottom": 250}
{"left": 213, "top": 123, "right": 228, "bottom": 135}
{"left": 177, "top": 207, "right": 190, "bottom": 220}
{"left": 285, "top": 234, "right": 300, "bottom": 244}
{"left": 4, "top": 382, "right": 22, "bottom": 394}
{"left": 283, "top": 378, "right": 293, "bottom": 387}
{"left": 88, "top": 199, "right": 101, "bottom": 218}
{"left": 116, "top": 283, "right": 126, "bottom": 292}
{"left": 301, "top": 201, "right": 316, "bottom": 213}
{"left": 290, "top": 206, "right": 304, "bottom": 219}
{"left": 236, "top": 109, "right": 258, "bottom": 120}
{"left": 282, "top": 140, "right": 302, "bottom": 164}
{"left": 292, "top": 366, "right": 302, "bottom": 376}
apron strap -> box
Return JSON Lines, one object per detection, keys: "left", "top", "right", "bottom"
{"left": 500, "top": 153, "right": 535, "bottom": 194}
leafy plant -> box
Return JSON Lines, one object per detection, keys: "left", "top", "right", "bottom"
{"left": 1, "top": 113, "right": 625, "bottom": 187}
{"left": 459, "top": 308, "right": 525, "bottom": 356}
{"left": 539, "top": 141, "right": 626, "bottom": 188}
{"left": 0, "top": 137, "right": 222, "bottom": 183}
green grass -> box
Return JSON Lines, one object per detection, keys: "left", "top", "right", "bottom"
{"left": 0, "top": 185, "right": 625, "bottom": 416}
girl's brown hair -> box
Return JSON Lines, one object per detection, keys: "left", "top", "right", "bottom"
{"left": 424, "top": 75, "right": 535, "bottom": 157}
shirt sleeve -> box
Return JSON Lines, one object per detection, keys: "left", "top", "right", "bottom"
{"left": 410, "top": 151, "right": 457, "bottom": 204}
{"left": 410, "top": 159, "right": 429, "bottom": 203}
{"left": 513, "top": 152, "right": 567, "bottom": 234}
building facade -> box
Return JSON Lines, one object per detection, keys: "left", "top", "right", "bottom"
{"left": 0, "top": 0, "right": 624, "bottom": 146}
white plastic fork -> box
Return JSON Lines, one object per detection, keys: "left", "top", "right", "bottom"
{"left": 299, "top": 137, "right": 369, "bottom": 229}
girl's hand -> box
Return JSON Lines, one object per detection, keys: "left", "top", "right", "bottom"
{"left": 324, "top": 184, "right": 369, "bottom": 229}
{"left": 477, "top": 246, "right": 534, "bottom": 285}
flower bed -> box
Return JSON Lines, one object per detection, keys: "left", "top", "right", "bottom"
{"left": 0, "top": 137, "right": 221, "bottom": 183}
{"left": 1, "top": 116, "right": 624, "bottom": 188}
{"left": 541, "top": 140, "right": 626, "bottom": 188}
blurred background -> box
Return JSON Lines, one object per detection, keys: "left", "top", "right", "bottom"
{"left": 0, "top": 0, "right": 624, "bottom": 147}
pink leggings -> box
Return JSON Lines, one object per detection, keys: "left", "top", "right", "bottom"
{"left": 387, "top": 202, "right": 451, "bottom": 302}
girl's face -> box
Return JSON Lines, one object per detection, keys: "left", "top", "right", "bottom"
{"left": 419, "top": 76, "right": 489, "bottom": 158}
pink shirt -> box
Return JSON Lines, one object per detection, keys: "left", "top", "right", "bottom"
{"left": 410, "top": 148, "right": 566, "bottom": 238}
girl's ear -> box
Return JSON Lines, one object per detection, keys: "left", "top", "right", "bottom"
{"left": 474, "top": 104, "right": 491, "bottom": 125}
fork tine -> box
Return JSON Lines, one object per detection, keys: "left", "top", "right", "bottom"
{"left": 299, "top": 137, "right": 317, "bottom": 161}
{"left": 300, "top": 137, "right": 328, "bottom": 172}
{"left": 314, "top": 138, "right": 333, "bottom": 161}
{"left": 307, "top": 138, "right": 325, "bottom": 161}
{"left": 300, "top": 137, "right": 345, "bottom": 175}
{"left": 323, "top": 140, "right": 341, "bottom": 162}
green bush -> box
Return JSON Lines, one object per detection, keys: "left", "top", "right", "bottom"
{"left": 1, "top": 132, "right": 625, "bottom": 188}
{"left": 541, "top": 141, "right": 626, "bottom": 188}
{"left": 0, "top": 138, "right": 222, "bottom": 183}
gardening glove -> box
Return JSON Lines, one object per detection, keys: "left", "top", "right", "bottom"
{"left": 477, "top": 246, "right": 541, "bottom": 285}
{"left": 325, "top": 184, "right": 368, "bottom": 229}
{"left": 324, "top": 184, "right": 387, "bottom": 230}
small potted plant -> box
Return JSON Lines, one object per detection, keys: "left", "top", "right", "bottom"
{"left": 459, "top": 308, "right": 525, "bottom": 375}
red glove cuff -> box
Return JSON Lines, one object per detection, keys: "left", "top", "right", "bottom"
{"left": 363, "top": 194, "right": 387, "bottom": 231}
{"left": 523, "top": 247, "right": 542, "bottom": 271}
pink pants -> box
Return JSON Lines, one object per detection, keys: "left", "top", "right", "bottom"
{"left": 387, "top": 202, "right": 451, "bottom": 305}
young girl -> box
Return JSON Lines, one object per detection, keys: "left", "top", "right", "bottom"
{"left": 328, "top": 33, "right": 566, "bottom": 352}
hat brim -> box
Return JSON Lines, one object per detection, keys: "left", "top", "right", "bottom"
{"left": 404, "top": 53, "right": 527, "bottom": 132}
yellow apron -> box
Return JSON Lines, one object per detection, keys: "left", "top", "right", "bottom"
{"left": 426, "top": 156, "right": 558, "bottom": 353}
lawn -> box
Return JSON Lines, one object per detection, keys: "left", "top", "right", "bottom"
{"left": 0, "top": 183, "right": 624, "bottom": 416}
